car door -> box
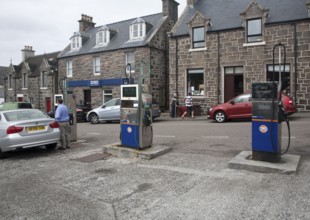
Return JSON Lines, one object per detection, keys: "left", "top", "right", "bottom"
{"left": 227, "top": 94, "right": 252, "bottom": 119}
{"left": 98, "top": 99, "right": 118, "bottom": 120}
{"left": 110, "top": 99, "right": 121, "bottom": 119}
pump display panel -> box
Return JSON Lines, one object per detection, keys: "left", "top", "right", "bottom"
{"left": 121, "top": 85, "right": 139, "bottom": 101}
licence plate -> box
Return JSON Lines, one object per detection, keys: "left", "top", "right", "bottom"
{"left": 27, "top": 126, "right": 46, "bottom": 132}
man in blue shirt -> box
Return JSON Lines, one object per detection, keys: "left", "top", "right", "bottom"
{"left": 55, "top": 98, "right": 71, "bottom": 150}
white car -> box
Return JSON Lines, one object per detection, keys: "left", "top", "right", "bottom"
{"left": 0, "top": 109, "right": 60, "bottom": 158}
{"left": 86, "top": 98, "right": 161, "bottom": 124}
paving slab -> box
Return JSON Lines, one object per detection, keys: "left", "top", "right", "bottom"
{"left": 102, "top": 142, "right": 171, "bottom": 160}
{"left": 228, "top": 151, "right": 300, "bottom": 174}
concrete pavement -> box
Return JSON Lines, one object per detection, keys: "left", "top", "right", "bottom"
{"left": 0, "top": 112, "right": 309, "bottom": 219}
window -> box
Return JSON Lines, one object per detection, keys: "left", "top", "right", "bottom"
{"left": 126, "top": 53, "right": 135, "bottom": 73}
{"left": 187, "top": 69, "right": 204, "bottom": 96}
{"left": 22, "top": 73, "right": 28, "bottom": 89}
{"left": 93, "top": 57, "right": 100, "bottom": 75}
{"left": 192, "top": 27, "right": 205, "bottom": 48}
{"left": 66, "top": 61, "right": 73, "bottom": 77}
{"left": 41, "top": 71, "right": 49, "bottom": 88}
{"left": 267, "top": 64, "right": 290, "bottom": 91}
{"left": 8, "top": 75, "right": 13, "bottom": 89}
{"left": 71, "top": 36, "right": 81, "bottom": 50}
{"left": 96, "top": 28, "right": 110, "bottom": 46}
{"left": 247, "top": 18, "right": 262, "bottom": 43}
{"left": 130, "top": 18, "right": 146, "bottom": 40}
{"left": 103, "top": 89, "right": 113, "bottom": 103}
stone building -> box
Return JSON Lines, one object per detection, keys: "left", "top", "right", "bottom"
{"left": 4, "top": 46, "right": 59, "bottom": 112}
{"left": 0, "top": 66, "right": 9, "bottom": 103}
{"left": 169, "top": 0, "right": 310, "bottom": 114}
{"left": 58, "top": 0, "right": 179, "bottom": 109}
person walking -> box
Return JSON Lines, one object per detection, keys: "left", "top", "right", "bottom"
{"left": 181, "top": 92, "right": 194, "bottom": 119}
{"left": 55, "top": 98, "right": 71, "bottom": 150}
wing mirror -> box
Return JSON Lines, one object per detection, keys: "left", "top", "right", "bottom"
{"left": 230, "top": 100, "right": 235, "bottom": 105}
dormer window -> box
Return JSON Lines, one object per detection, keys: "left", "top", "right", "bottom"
{"left": 129, "top": 18, "right": 152, "bottom": 40}
{"left": 240, "top": 1, "right": 269, "bottom": 45}
{"left": 95, "top": 26, "right": 117, "bottom": 47}
{"left": 192, "top": 27, "right": 205, "bottom": 48}
{"left": 70, "top": 32, "right": 90, "bottom": 50}
{"left": 247, "top": 18, "right": 262, "bottom": 43}
{"left": 22, "top": 72, "right": 28, "bottom": 89}
{"left": 8, "top": 74, "right": 13, "bottom": 89}
{"left": 70, "top": 34, "right": 82, "bottom": 50}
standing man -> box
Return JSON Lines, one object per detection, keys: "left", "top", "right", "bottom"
{"left": 55, "top": 98, "right": 71, "bottom": 150}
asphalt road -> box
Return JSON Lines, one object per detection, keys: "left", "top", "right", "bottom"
{"left": 0, "top": 112, "right": 309, "bottom": 219}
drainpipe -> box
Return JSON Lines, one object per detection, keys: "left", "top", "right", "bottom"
{"left": 175, "top": 37, "right": 179, "bottom": 101}
{"left": 217, "top": 31, "right": 220, "bottom": 104}
{"left": 293, "top": 23, "right": 298, "bottom": 106}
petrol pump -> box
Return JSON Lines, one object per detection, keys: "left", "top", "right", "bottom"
{"left": 251, "top": 43, "right": 291, "bottom": 162}
{"left": 120, "top": 62, "right": 153, "bottom": 149}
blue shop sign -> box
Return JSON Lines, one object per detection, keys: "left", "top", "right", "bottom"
{"left": 89, "top": 80, "right": 101, "bottom": 87}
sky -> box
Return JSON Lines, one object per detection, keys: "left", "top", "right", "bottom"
{"left": 0, "top": 0, "right": 187, "bottom": 67}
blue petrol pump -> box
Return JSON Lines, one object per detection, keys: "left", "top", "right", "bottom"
{"left": 120, "top": 63, "right": 153, "bottom": 149}
{"left": 251, "top": 43, "right": 291, "bottom": 162}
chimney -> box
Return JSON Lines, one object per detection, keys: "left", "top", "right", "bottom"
{"left": 187, "top": 0, "right": 197, "bottom": 6}
{"left": 162, "top": 0, "right": 179, "bottom": 21}
{"left": 21, "top": 46, "right": 35, "bottom": 61}
{"left": 78, "top": 14, "right": 96, "bottom": 32}
{"left": 306, "top": 0, "right": 310, "bottom": 17}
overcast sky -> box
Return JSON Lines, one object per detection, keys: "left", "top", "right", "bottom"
{"left": 0, "top": 0, "right": 186, "bottom": 67}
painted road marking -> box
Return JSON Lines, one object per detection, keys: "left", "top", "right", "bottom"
{"left": 202, "top": 136, "right": 229, "bottom": 139}
{"left": 155, "top": 135, "right": 176, "bottom": 138}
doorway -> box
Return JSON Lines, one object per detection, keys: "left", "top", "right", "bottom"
{"left": 84, "top": 89, "right": 91, "bottom": 108}
{"left": 224, "top": 66, "right": 244, "bottom": 102}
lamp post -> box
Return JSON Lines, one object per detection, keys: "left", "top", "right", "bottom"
{"left": 126, "top": 63, "right": 132, "bottom": 84}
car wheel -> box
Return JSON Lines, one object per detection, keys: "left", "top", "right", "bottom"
{"left": 215, "top": 111, "right": 226, "bottom": 123}
{"left": 90, "top": 113, "right": 100, "bottom": 124}
{"left": 46, "top": 143, "right": 57, "bottom": 150}
{"left": 0, "top": 149, "right": 6, "bottom": 159}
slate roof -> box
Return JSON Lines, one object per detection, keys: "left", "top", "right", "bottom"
{"left": 58, "top": 13, "right": 167, "bottom": 58}
{"left": 0, "top": 66, "right": 9, "bottom": 85}
{"left": 13, "top": 52, "right": 60, "bottom": 78}
{"left": 172, "top": 0, "right": 310, "bottom": 36}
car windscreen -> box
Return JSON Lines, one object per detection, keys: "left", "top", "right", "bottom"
{"left": 4, "top": 110, "right": 48, "bottom": 121}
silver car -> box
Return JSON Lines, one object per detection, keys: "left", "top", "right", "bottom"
{"left": 0, "top": 109, "right": 60, "bottom": 158}
{"left": 86, "top": 98, "right": 161, "bottom": 124}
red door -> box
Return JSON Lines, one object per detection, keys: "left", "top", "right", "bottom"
{"left": 46, "top": 97, "right": 51, "bottom": 112}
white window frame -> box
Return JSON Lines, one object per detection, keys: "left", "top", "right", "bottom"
{"left": 126, "top": 53, "right": 135, "bottom": 74}
{"left": 187, "top": 69, "right": 204, "bottom": 96}
{"left": 96, "top": 30, "right": 110, "bottom": 46}
{"left": 22, "top": 72, "right": 28, "bottom": 90}
{"left": 66, "top": 61, "right": 73, "bottom": 78}
{"left": 71, "top": 36, "right": 81, "bottom": 50}
{"left": 130, "top": 23, "right": 145, "bottom": 40}
{"left": 93, "top": 57, "right": 101, "bottom": 75}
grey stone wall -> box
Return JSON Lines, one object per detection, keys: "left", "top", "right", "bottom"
{"left": 169, "top": 21, "right": 310, "bottom": 114}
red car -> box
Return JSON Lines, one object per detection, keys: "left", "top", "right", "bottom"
{"left": 208, "top": 93, "right": 297, "bottom": 123}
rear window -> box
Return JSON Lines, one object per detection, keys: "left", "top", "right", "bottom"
{"left": 4, "top": 110, "right": 48, "bottom": 121}
{"left": 18, "top": 103, "right": 33, "bottom": 108}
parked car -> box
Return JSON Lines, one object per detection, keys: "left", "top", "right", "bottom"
{"left": 0, "top": 109, "right": 60, "bottom": 158}
{"left": 208, "top": 93, "right": 297, "bottom": 123}
{"left": 86, "top": 98, "right": 161, "bottom": 124}
{"left": 0, "top": 102, "right": 33, "bottom": 111}
{"left": 47, "top": 105, "right": 91, "bottom": 122}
